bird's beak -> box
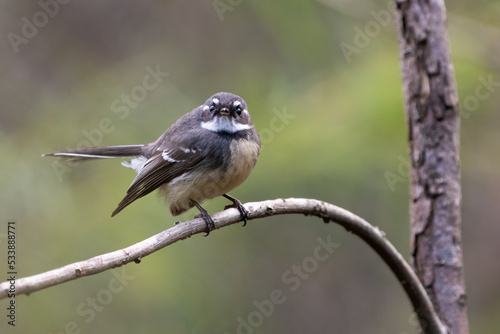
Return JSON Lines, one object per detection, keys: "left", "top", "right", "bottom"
{"left": 219, "top": 107, "right": 230, "bottom": 117}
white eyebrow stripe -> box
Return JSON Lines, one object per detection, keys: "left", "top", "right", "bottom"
{"left": 233, "top": 100, "right": 241, "bottom": 107}
{"left": 212, "top": 98, "right": 220, "bottom": 105}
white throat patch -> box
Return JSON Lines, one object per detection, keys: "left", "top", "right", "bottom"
{"left": 201, "top": 116, "right": 250, "bottom": 133}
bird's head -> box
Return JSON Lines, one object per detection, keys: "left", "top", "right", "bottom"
{"left": 201, "top": 92, "right": 252, "bottom": 134}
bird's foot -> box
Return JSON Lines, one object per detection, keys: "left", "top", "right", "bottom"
{"left": 191, "top": 200, "right": 215, "bottom": 236}
{"left": 223, "top": 194, "right": 249, "bottom": 227}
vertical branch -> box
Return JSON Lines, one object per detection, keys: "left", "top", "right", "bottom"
{"left": 394, "top": 1, "right": 468, "bottom": 333}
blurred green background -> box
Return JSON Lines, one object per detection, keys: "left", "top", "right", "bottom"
{"left": 1, "top": 0, "right": 499, "bottom": 333}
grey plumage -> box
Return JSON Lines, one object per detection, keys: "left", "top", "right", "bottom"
{"left": 44, "top": 92, "right": 260, "bottom": 221}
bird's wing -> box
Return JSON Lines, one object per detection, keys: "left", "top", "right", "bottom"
{"left": 111, "top": 146, "right": 205, "bottom": 216}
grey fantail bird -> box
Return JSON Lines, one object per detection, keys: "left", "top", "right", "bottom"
{"left": 44, "top": 92, "right": 261, "bottom": 234}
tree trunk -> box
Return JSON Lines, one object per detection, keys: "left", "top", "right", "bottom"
{"left": 394, "top": 1, "right": 469, "bottom": 333}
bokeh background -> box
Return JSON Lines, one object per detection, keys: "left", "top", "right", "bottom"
{"left": 1, "top": 1, "right": 499, "bottom": 333}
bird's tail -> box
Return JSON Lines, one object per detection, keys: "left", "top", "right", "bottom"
{"left": 43, "top": 145, "right": 144, "bottom": 160}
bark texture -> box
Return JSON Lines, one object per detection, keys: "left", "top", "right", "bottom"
{"left": 394, "top": 1, "right": 468, "bottom": 333}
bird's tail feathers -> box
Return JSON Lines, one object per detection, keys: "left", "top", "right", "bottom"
{"left": 43, "top": 145, "right": 144, "bottom": 161}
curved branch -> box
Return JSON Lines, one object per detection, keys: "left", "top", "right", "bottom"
{"left": 0, "top": 198, "right": 446, "bottom": 333}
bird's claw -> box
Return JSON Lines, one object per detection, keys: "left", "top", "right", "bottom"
{"left": 223, "top": 194, "right": 249, "bottom": 227}
{"left": 191, "top": 200, "right": 215, "bottom": 236}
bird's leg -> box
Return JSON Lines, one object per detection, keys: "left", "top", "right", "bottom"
{"left": 223, "top": 194, "right": 249, "bottom": 227}
{"left": 191, "top": 200, "right": 215, "bottom": 236}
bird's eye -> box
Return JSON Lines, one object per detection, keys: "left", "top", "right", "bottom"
{"left": 235, "top": 107, "right": 242, "bottom": 115}
{"left": 209, "top": 105, "right": 215, "bottom": 112}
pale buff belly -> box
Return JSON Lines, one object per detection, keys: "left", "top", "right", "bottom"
{"left": 160, "top": 139, "right": 260, "bottom": 216}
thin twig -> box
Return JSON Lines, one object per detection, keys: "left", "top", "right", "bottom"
{"left": 0, "top": 198, "right": 446, "bottom": 333}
